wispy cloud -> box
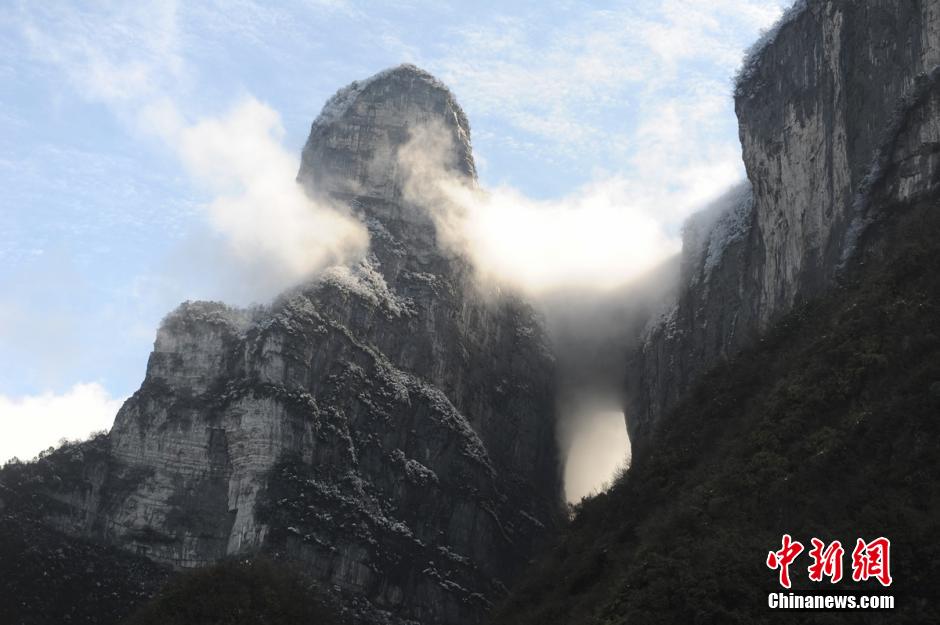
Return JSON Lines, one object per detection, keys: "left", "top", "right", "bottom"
{"left": 155, "top": 97, "right": 369, "bottom": 297}
{"left": 430, "top": 1, "right": 782, "bottom": 145}
{"left": 424, "top": 0, "right": 784, "bottom": 222}
{"left": 8, "top": 0, "right": 784, "bottom": 301}
{"left": 19, "top": 1, "right": 185, "bottom": 106}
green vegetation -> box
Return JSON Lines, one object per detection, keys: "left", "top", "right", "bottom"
{"left": 124, "top": 557, "right": 341, "bottom": 625}
{"left": 495, "top": 198, "right": 940, "bottom": 624}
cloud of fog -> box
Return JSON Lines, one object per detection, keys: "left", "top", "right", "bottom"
{"left": 545, "top": 257, "right": 681, "bottom": 502}
{"left": 0, "top": 383, "right": 124, "bottom": 464}
{"left": 398, "top": 123, "right": 684, "bottom": 296}
{"left": 441, "top": 179, "right": 680, "bottom": 293}
{"left": 397, "top": 123, "right": 697, "bottom": 500}
{"left": 142, "top": 97, "right": 369, "bottom": 301}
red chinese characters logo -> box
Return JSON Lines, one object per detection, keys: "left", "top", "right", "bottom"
{"left": 807, "top": 538, "right": 844, "bottom": 583}
{"left": 851, "top": 537, "right": 893, "bottom": 587}
{"left": 767, "top": 535, "right": 891, "bottom": 588}
{"left": 766, "top": 534, "right": 804, "bottom": 588}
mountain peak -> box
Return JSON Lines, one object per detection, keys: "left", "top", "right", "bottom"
{"left": 298, "top": 64, "right": 476, "bottom": 202}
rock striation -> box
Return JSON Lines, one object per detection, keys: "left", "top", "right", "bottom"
{"left": 16, "top": 65, "right": 562, "bottom": 625}
{"left": 628, "top": 0, "right": 940, "bottom": 445}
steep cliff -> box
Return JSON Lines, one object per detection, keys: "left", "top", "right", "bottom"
{"left": 626, "top": 183, "right": 760, "bottom": 447}
{"left": 1, "top": 65, "right": 562, "bottom": 625}
{"left": 628, "top": 0, "right": 940, "bottom": 444}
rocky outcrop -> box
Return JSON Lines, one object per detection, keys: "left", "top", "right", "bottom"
{"left": 628, "top": 0, "right": 940, "bottom": 443}
{"left": 18, "top": 65, "right": 562, "bottom": 625}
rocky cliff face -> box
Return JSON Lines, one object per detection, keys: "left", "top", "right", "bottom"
{"left": 625, "top": 183, "right": 760, "bottom": 446}
{"left": 628, "top": 0, "right": 940, "bottom": 444}
{"left": 16, "top": 65, "right": 562, "bottom": 625}
{"left": 299, "top": 65, "right": 476, "bottom": 201}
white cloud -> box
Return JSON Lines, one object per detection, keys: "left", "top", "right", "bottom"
{"left": 149, "top": 97, "right": 370, "bottom": 299}
{"left": 436, "top": 177, "right": 681, "bottom": 294}
{"left": 177, "top": 99, "right": 365, "bottom": 275}
{"left": 20, "top": 1, "right": 184, "bottom": 106}
{"left": 399, "top": 122, "right": 727, "bottom": 295}
{"left": 0, "top": 383, "right": 124, "bottom": 464}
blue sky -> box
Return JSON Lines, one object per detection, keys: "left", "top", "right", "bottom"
{"left": 0, "top": 0, "right": 788, "bottom": 462}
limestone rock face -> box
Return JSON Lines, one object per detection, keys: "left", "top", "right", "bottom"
{"left": 299, "top": 64, "right": 476, "bottom": 202}
{"left": 38, "top": 65, "right": 562, "bottom": 625}
{"left": 736, "top": 0, "right": 940, "bottom": 320}
{"left": 629, "top": 0, "right": 940, "bottom": 443}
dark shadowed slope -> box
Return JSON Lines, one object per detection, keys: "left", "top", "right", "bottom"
{"left": 124, "top": 558, "right": 341, "bottom": 625}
